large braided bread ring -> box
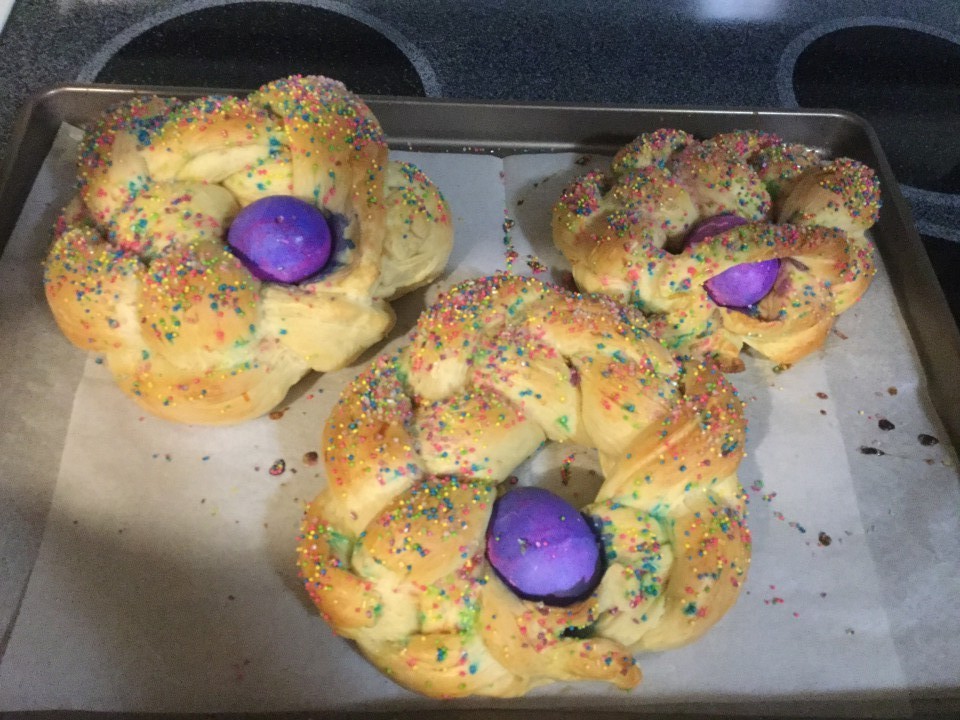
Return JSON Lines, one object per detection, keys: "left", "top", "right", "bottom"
{"left": 553, "top": 129, "right": 881, "bottom": 371}
{"left": 297, "top": 274, "right": 749, "bottom": 698}
{"left": 43, "top": 75, "right": 453, "bottom": 424}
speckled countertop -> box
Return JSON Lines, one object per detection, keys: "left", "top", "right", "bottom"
{"left": 0, "top": 0, "right": 958, "bottom": 316}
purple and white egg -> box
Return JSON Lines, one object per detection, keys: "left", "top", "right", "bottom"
{"left": 486, "top": 487, "right": 603, "bottom": 606}
{"left": 227, "top": 195, "right": 333, "bottom": 283}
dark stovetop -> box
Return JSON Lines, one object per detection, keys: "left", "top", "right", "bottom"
{"left": 0, "top": 0, "right": 958, "bottom": 325}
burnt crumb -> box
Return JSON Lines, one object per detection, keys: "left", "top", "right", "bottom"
{"left": 818, "top": 531, "right": 832, "bottom": 546}
{"left": 887, "top": 386, "right": 898, "bottom": 396}
{"left": 845, "top": 628, "right": 856, "bottom": 635}
{"left": 516, "top": 199, "right": 525, "bottom": 206}
{"left": 269, "top": 408, "right": 287, "bottom": 420}
{"left": 820, "top": 409, "right": 828, "bottom": 415}
{"left": 303, "top": 451, "right": 319, "bottom": 466}
{"left": 832, "top": 328, "right": 849, "bottom": 340}
{"left": 820, "top": 592, "right": 828, "bottom": 599}
{"left": 816, "top": 391, "right": 829, "bottom": 399}
{"left": 228, "top": 595, "right": 235, "bottom": 601}
{"left": 859, "top": 446, "right": 886, "bottom": 456}
{"left": 878, "top": 418, "right": 895, "bottom": 431}
{"left": 918, "top": 433, "right": 939, "bottom": 446}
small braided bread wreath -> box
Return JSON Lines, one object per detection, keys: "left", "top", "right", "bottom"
{"left": 43, "top": 75, "right": 452, "bottom": 424}
{"left": 298, "top": 274, "right": 750, "bottom": 698}
{"left": 553, "top": 129, "right": 882, "bottom": 371}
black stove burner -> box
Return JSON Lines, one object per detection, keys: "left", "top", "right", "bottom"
{"left": 793, "top": 26, "right": 960, "bottom": 194}
{"left": 94, "top": 1, "right": 426, "bottom": 96}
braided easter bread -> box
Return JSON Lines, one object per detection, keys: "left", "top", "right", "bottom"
{"left": 298, "top": 274, "right": 749, "bottom": 698}
{"left": 553, "top": 129, "right": 881, "bottom": 371}
{"left": 43, "top": 75, "right": 453, "bottom": 424}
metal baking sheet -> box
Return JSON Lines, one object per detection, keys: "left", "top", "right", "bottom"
{"left": 0, "top": 86, "right": 958, "bottom": 720}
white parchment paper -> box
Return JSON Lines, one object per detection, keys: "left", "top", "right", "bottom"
{"left": 0, "top": 128, "right": 958, "bottom": 715}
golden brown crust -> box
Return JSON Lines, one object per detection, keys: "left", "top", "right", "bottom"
{"left": 552, "top": 129, "right": 881, "bottom": 370}
{"left": 369, "top": 631, "right": 529, "bottom": 698}
{"left": 297, "top": 274, "right": 749, "bottom": 698}
{"left": 321, "top": 355, "right": 423, "bottom": 536}
{"left": 298, "top": 503, "right": 382, "bottom": 632}
{"left": 415, "top": 389, "right": 547, "bottom": 480}
{"left": 44, "top": 222, "right": 141, "bottom": 355}
{"left": 671, "top": 140, "right": 771, "bottom": 222}
{"left": 44, "top": 75, "right": 454, "bottom": 424}
{"left": 778, "top": 158, "right": 883, "bottom": 236}
{"left": 477, "top": 577, "right": 642, "bottom": 690}
{"left": 355, "top": 476, "right": 496, "bottom": 587}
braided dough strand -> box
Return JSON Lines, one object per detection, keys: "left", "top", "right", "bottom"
{"left": 298, "top": 274, "right": 749, "bottom": 698}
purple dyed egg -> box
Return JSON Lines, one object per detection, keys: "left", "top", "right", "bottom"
{"left": 687, "top": 214, "right": 781, "bottom": 308}
{"left": 704, "top": 260, "right": 781, "bottom": 308}
{"left": 486, "top": 487, "right": 603, "bottom": 606}
{"left": 686, "top": 213, "right": 749, "bottom": 247}
{"left": 227, "top": 196, "right": 332, "bottom": 283}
